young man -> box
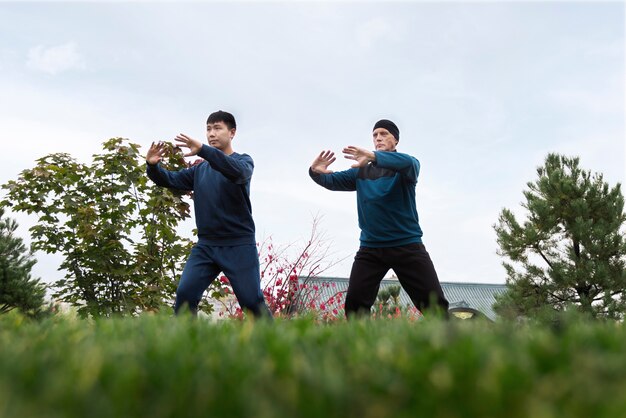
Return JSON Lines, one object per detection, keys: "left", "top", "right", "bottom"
{"left": 309, "top": 119, "right": 449, "bottom": 318}
{"left": 146, "top": 110, "right": 271, "bottom": 318}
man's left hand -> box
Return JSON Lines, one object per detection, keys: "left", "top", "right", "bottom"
{"left": 343, "top": 146, "right": 375, "bottom": 168}
{"left": 175, "top": 134, "right": 203, "bottom": 157}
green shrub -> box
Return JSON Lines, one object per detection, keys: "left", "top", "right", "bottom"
{"left": 1, "top": 313, "right": 625, "bottom": 418}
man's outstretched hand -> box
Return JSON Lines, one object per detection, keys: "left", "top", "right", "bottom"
{"left": 343, "top": 146, "right": 375, "bottom": 168}
{"left": 311, "top": 150, "right": 336, "bottom": 174}
{"left": 175, "top": 134, "right": 203, "bottom": 157}
{"left": 146, "top": 141, "right": 166, "bottom": 165}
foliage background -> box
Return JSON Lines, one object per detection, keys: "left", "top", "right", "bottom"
{"left": 1, "top": 139, "right": 192, "bottom": 317}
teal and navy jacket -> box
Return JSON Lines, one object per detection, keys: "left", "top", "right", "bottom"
{"left": 309, "top": 151, "right": 423, "bottom": 248}
{"left": 147, "top": 144, "right": 256, "bottom": 246}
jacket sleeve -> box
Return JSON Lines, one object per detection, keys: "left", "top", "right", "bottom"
{"left": 197, "top": 145, "right": 253, "bottom": 184}
{"left": 309, "top": 167, "right": 358, "bottom": 191}
{"left": 146, "top": 162, "right": 195, "bottom": 191}
{"left": 373, "top": 151, "right": 420, "bottom": 183}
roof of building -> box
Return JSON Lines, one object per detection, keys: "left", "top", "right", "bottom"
{"left": 298, "top": 276, "right": 508, "bottom": 321}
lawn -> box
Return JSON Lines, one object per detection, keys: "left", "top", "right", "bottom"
{"left": 1, "top": 313, "right": 626, "bottom": 418}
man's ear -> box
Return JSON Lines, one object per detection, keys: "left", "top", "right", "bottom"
{"left": 230, "top": 128, "right": 236, "bottom": 139}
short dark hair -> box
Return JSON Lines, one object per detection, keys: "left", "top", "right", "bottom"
{"left": 207, "top": 110, "right": 236, "bottom": 130}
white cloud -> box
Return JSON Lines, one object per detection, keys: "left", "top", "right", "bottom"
{"left": 26, "top": 42, "right": 85, "bottom": 75}
{"left": 546, "top": 84, "right": 623, "bottom": 115}
{"left": 0, "top": 2, "right": 622, "bottom": 285}
{"left": 355, "top": 17, "right": 402, "bottom": 49}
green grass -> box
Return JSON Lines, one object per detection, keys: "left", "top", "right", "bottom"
{"left": 1, "top": 313, "right": 626, "bottom": 418}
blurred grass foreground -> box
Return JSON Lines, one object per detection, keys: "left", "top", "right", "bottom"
{"left": 1, "top": 313, "right": 626, "bottom": 418}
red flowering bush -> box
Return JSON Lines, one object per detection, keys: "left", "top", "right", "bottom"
{"left": 208, "top": 218, "right": 345, "bottom": 321}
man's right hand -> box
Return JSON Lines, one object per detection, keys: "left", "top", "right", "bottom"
{"left": 311, "top": 150, "right": 336, "bottom": 174}
{"left": 146, "top": 141, "right": 166, "bottom": 165}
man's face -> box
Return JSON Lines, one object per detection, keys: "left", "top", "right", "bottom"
{"left": 206, "top": 121, "right": 235, "bottom": 151}
{"left": 372, "top": 128, "right": 398, "bottom": 152}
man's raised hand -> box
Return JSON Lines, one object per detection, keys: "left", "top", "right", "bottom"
{"left": 311, "top": 150, "right": 336, "bottom": 174}
{"left": 175, "top": 134, "right": 203, "bottom": 157}
{"left": 343, "top": 146, "right": 375, "bottom": 168}
{"left": 146, "top": 141, "right": 166, "bottom": 165}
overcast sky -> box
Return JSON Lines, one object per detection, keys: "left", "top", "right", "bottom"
{"left": 1, "top": 1, "right": 624, "bottom": 286}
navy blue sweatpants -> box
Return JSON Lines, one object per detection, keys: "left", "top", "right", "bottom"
{"left": 174, "top": 240, "right": 270, "bottom": 317}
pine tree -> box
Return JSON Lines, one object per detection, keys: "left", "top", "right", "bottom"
{"left": 494, "top": 153, "right": 626, "bottom": 320}
{"left": 0, "top": 208, "right": 47, "bottom": 317}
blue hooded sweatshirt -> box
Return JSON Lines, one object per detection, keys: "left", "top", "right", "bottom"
{"left": 147, "top": 144, "right": 255, "bottom": 246}
{"left": 309, "top": 151, "right": 422, "bottom": 248}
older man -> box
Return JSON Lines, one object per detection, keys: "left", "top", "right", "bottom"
{"left": 309, "top": 119, "right": 448, "bottom": 318}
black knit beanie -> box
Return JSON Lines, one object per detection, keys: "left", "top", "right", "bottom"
{"left": 373, "top": 119, "right": 399, "bottom": 141}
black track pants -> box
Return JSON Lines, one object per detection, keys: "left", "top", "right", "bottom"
{"left": 345, "top": 243, "right": 449, "bottom": 317}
